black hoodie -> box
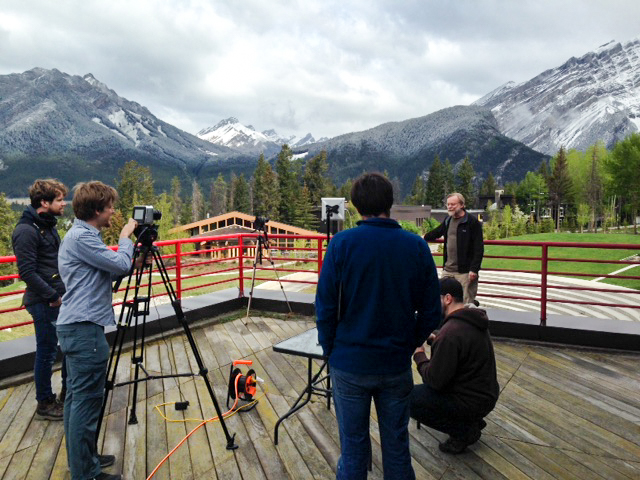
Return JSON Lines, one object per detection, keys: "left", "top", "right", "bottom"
{"left": 413, "top": 307, "right": 499, "bottom": 414}
{"left": 11, "top": 205, "right": 65, "bottom": 306}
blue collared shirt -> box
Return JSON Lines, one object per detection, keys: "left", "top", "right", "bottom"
{"left": 57, "top": 219, "right": 134, "bottom": 327}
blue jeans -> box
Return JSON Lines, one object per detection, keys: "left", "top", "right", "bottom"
{"left": 26, "top": 302, "right": 66, "bottom": 402}
{"left": 331, "top": 367, "right": 415, "bottom": 480}
{"left": 57, "top": 322, "right": 110, "bottom": 480}
{"left": 410, "top": 383, "right": 488, "bottom": 440}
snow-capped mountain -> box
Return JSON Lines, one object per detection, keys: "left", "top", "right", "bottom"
{"left": 295, "top": 105, "right": 547, "bottom": 197}
{"left": 0, "top": 68, "right": 238, "bottom": 195}
{"left": 475, "top": 37, "right": 640, "bottom": 155}
{"left": 196, "top": 117, "right": 323, "bottom": 155}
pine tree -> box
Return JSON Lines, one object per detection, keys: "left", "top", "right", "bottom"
{"left": 456, "top": 156, "right": 476, "bottom": 207}
{"left": 227, "top": 173, "right": 237, "bottom": 211}
{"left": 407, "top": 175, "right": 425, "bottom": 205}
{"left": 275, "top": 145, "right": 298, "bottom": 224}
{"left": 424, "top": 155, "right": 444, "bottom": 207}
{"left": 480, "top": 173, "right": 498, "bottom": 197}
{"left": 115, "top": 160, "right": 155, "bottom": 217}
{"left": 169, "top": 176, "right": 182, "bottom": 227}
{"left": 231, "top": 174, "right": 251, "bottom": 214}
{"left": 191, "top": 180, "right": 204, "bottom": 222}
{"left": 252, "top": 154, "right": 280, "bottom": 218}
{"left": 294, "top": 184, "right": 317, "bottom": 230}
{"left": 442, "top": 158, "right": 455, "bottom": 199}
{"left": 547, "top": 146, "right": 574, "bottom": 232}
{"left": 210, "top": 173, "right": 227, "bottom": 216}
{"left": 303, "top": 150, "right": 331, "bottom": 206}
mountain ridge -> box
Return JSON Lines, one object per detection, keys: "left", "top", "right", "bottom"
{"left": 474, "top": 37, "right": 640, "bottom": 155}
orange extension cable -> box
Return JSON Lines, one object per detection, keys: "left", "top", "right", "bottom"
{"left": 146, "top": 373, "right": 263, "bottom": 480}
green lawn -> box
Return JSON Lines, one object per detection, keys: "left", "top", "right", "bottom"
{"left": 476, "top": 233, "right": 640, "bottom": 289}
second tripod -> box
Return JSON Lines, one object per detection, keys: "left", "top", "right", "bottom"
{"left": 245, "top": 217, "right": 292, "bottom": 319}
{"left": 96, "top": 226, "right": 237, "bottom": 450}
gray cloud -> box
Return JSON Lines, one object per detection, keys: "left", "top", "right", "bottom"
{"left": 1, "top": 0, "right": 639, "bottom": 139}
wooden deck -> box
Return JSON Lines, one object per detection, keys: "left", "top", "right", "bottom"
{"left": 0, "top": 316, "right": 639, "bottom": 479}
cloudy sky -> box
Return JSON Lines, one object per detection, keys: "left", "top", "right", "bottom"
{"left": 1, "top": 1, "right": 639, "bottom": 140}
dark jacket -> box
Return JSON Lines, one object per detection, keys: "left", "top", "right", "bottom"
{"left": 413, "top": 307, "right": 499, "bottom": 415}
{"left": 316, "top": 217, "right": 441, "bottom": 375}
{"left": 423, "top": 211, "right": 483, "bottom": 273}
{"left": 11, "top": 206, "right": 65, "bottom": 306}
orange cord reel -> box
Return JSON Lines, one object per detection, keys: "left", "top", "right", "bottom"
{"left": 227, "top": 360, "right": 259, "bottom": 412}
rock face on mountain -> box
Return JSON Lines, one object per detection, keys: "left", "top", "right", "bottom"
{"left": 0, "top": 68, "right": 239, "bottom": 195}
{"left": 475, "top": 38, "right": 640, "bottom": 155}
{"left": 296, "top": 105, "right": 548, "bottom": 198}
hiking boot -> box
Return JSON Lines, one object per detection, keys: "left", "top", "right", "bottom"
{"left": 438, "top": 426, "right": 482, "bottom": 454}
{"left": 36, "top": 396, "right": 63, "bottom": 420}
{"left": 98, "top": 454, "right": 116, "bottom": 468}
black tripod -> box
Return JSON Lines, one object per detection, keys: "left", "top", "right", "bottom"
{"left": 245, "top": 224, "right": 292, "bottom": 319}
{"left": 96, "top": 224, "right": 237, "bottom": 450}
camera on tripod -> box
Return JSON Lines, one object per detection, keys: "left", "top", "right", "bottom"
{"left": 254, "top": 216, "right": 269, "bottom": 231}
{"left": 133, "top": 205, "right": 162, "bottom": 226}
{"left": 132, "top": 205, "right": 162, "bottom": 246}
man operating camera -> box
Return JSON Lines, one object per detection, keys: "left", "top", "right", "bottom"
{"left": 56, "top": 181, "right": 137, "bottom": 480}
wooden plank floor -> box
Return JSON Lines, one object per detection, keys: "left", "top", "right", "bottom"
{"left": 1, "top": 316, "right": 639, "bottom": 479}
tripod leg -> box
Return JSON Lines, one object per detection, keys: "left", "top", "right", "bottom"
{"left": 96, "top": 250, "right": 141, "bottom": 446}
{"left": 264, "top": 241, "right": 293, "bottom": 314}
{"left": 127, "top": 253, "right": 152, "bottom": 425}
{"left": 245, "top": 240, "right": 261, "bottom": 322}
{"left": 153, "top": 248, "right": 238, "bottom": 449}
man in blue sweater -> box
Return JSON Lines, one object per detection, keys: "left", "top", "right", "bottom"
{"left": 316, "top": 172, "right": 441, "bottom": 480}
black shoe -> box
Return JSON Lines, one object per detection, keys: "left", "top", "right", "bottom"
{"left": 472, "top": 300, "right": 480, "bottom": 307}
{"left": 98, "top": 454, "right": 115, "bottom": 468}
{"left": 439, "top": 436, "right": 470, "bottom": 454}
{"left": 439, "top": 427, "right": 482, "bottom": 454}
{"left": 91, "top": 473, "right": 121, "bottom": 480}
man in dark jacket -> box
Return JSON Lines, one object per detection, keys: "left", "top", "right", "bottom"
{"left": 410, "top": 277, "right": 499, "bottom": 454}
{"left": 12, "top": 179, "right": 68, "bottom": 420}
{"left": 316, "top": 173, "right": 441, "bottom": 479}
{"left": 424, "top": 192, "right": 483, "bottom": 304}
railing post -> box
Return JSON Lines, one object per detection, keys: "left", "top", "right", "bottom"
{"left": 175, "top": 242, "right": 182, "bottom": 300}
{"left": 317, "top": 238, "right": 323, "bottom": 276}
{"left": 540, "top": 244, "right": 548, "bottom": 326}
{"left": 238, "top": 235, "right": 244, "bottom": 297}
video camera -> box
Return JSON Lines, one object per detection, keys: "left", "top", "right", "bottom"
{"left": 133, "top": 205, "right": 162, "bottom": 226}
{"left": 132, "top": 205, "right": 162, "bottom": 246}
{"left": 254, "top": 216, "right": 269, "bottom": 232}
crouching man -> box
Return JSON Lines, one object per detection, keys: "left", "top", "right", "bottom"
{"left": 56, "top": 181, "right": 137, "bottom": 480}
{"left": 410, "top": 277, "right": 499, "bottom": 454}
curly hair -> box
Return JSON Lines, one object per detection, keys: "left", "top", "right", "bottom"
{"left": 28, "top": 179, "right": 69, "bottom": 208}
{"left": 71, "top": 181, "right": 118, "bottom": 221}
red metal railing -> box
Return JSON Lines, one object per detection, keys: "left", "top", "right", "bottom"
{"left": 1, "top": 235, "right": 639, "bottom": 331}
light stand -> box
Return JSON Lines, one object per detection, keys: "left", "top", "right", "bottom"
{"left": 97, "top": 224, "right": 238, "bottom": 451}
